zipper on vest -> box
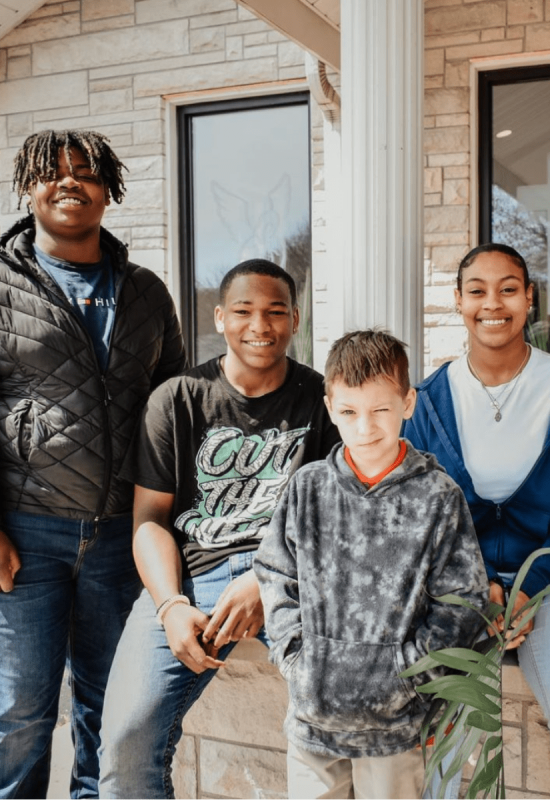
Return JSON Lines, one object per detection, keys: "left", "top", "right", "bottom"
{"left": 101, "top": 375, "right": 112, "bottom": 405}
{"left": 496, "top": 504, "right": 501, "bottom": 520}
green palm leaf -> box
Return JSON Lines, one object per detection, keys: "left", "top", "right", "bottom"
{"left": 399, "top": 548, "right": 550, "bottom": 798}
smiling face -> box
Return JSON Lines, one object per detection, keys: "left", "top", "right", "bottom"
{"left": 29, "top": 146, "right": 110, "bottom": 253}
{"left": 214, "top": 273, "right": 298, "bottom": 377}
{"left": 325, "top": 377, "right": 416, "bottom": 478}
{"left": 455, "top": 250, "right": 533, "bottom": 353}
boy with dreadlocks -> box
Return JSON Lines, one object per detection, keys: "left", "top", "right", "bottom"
{"left": 0, "top": 130, "right": 186, "bottom": 799}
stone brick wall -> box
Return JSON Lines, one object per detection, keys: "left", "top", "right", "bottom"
{"left": 424, "top": 0, "right": 550, "bottom": 372}
{"left": 0, "top": 0, "right": 310, "bottom": 278}
{"left": 172, "top": 640, "right": 288, "bottom": 799}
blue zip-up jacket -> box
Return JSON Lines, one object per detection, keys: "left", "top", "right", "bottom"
{"left": 404, "top": 363, "right": 550, "bottom": 599}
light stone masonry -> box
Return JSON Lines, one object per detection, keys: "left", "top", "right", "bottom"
{"left": 425, "top": 126, "right": 469, "bottom": 154}
{"left": 0, "top": 71, "right": 88, "bottom": 114}
{"left": 226, "top": 35, "right": 243, "bottom": 59}
{"left": 425, "top": 47, "right": 445, "bottom": 74}
{"left": 436, "top": 112, "right": 469, "bottom": 126}
{"left": 426, "top": 31, "right": 482, "bottom": 47}
{"left": 190, "top": 27, "right": 225, "bottom": 53}
{"left": 81, "top": 0, "right": 134, "bottom": 21}
{"left": 425, "top": 231, "right": 471, "bottom": 246}
{"left": 32, "top": 3, "right": 62, "bottom": 18}
{"left": 0, "top": 13, "right": 80, "bottom": 48}
{"left": 7, "top": 56, "right": 31, "bottom": 80}
{"left": 190, "top": 11, "right": 239, "bottom": 28}
{"left": 32, "top": 20, "right": 190, "bottom": 74}
{"left": 135, "top": 0, "right": 236, "bottom": 25}
{"left": 481, "top": 26, "right": 506, "bottom": 40}
{"left": 82, "top": 17, "right": 137, "bottom": 35}
{"left": 445, "top": 37, "right": 524, "bottom": 59}
{"left": 425, "top": 2, "right": 507, "bottom": 35}
{"left": 443, "top": 177, "right": 469, "bottom": 204}
{"left": 90, "top": 89, "right": 134, "bottom": 116}
{"left": 508, "top": 0, "right": 545, "bottom": 24}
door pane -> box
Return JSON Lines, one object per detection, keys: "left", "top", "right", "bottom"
{"left": 189, "top": 100, "right": 311, "bottom": 365}
{"left": 492, "top": 79, "right": 550, "bottom": 349}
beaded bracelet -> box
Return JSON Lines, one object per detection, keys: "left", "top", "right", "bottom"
{"left": 156, "top": 594, "right": 190, "bottom": 628}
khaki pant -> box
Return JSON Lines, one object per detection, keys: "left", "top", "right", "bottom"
{"left": 287, "top": 741, "right": 425, "bottom": 799}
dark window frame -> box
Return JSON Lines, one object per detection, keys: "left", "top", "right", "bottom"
{"left": 177, "top": 91, "right": 311, "bottom": 365}
{"left": 478, "top": 63, "right": 550, "bottom": 242}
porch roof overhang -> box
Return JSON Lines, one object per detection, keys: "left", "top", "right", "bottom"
{"left": 236, "top": 0, "right": 340, "bottom": 71}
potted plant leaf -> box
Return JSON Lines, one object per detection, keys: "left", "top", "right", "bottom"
{"left": 400, "top": 547, "right": 550, "bottom": 799}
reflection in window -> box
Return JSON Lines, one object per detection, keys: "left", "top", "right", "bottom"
{"left": 178, "top": 95, "right": 311, "bottom": 366}
{"left": 480, "top": 68, "right": 550, "bottom": 350}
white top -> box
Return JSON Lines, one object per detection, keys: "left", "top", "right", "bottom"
{"left": 448, "top": 346, "right": 550, "bottom": 502}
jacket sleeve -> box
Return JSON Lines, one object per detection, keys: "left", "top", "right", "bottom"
{"left": 402, "top": 394, "right": 429, "bottom": 451}
{"left": 150, "top": 287, "right": 188, "bottom": 390}
{"left": 254, "top": 478, "right": 302, "bottom": 672}
{"left": 403, "top": 484, "right": 490, "bottom": 678}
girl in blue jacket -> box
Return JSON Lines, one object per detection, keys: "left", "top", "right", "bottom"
{"left": 405, "top": 242, "right": 550, "bottom": 734}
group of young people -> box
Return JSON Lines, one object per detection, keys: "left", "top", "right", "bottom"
{"left": 0, "top": 128, "right": 548, "bottom": 800}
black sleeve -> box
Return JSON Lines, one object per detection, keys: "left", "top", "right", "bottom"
{"left": 122, "top": 381, "right": 186, "bottom": 493}
{"left": 150, "top": 286, "right": 188, "bottom": 391}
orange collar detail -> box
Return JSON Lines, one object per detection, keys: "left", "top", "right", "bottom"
{"left": 344, "top": 440, "right": 407, "bottom": 487}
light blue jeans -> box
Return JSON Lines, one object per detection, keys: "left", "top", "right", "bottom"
{"left": 0, "top": 511, "right": 140, "bottom": 799}
{"left": 98, "top": 550, "right": 269, "bottom": 799}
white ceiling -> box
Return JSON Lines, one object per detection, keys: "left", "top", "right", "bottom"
{"left": 0, "top": 0, "right": 45, "bottom": 42}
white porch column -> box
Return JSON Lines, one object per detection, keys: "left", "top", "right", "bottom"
{"left": 341, "top": 0, "right": 424, "bottom": 382}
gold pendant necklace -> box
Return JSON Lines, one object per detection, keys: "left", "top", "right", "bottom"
{"left": 467, "top": 345, "right": 531, "bottom": 422}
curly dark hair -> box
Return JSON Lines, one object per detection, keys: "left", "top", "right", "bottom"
{"left": 456, "top": 243, "right": 531, "bottom": 293}
{"left": 219, "top": 259, "right": 297, "bottom": 307}
{"left": 12, "top": 129, "right": 128, "bottom": 208}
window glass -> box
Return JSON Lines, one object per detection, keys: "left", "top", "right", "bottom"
{"left": 483, "top": 72, "right": 550, "bottom": 349}
{"left": 179, "top": 97, "right": 312, "bottom": 365}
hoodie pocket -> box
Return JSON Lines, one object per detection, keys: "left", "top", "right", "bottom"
{"left": 289, "top": 633, "right": 418, "bottom": 733}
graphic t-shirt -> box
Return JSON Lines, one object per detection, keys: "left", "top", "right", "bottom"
{"left": 125, "top": 357, "right": 340, "bottom": 576}
{"left": 34, "top": 244, "right": 116, "bottom": 372}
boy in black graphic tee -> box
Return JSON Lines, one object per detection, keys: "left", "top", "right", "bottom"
{"left": 99, "top": 260, "right": 339, "bottom": 798}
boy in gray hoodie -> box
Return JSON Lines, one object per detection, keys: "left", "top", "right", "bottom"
{"left": 254, "top": 329, "right": 489, "bottom": 799}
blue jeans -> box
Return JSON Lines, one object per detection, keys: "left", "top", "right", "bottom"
{"left": 98, "top": 551, "right": 269, "bottom": 799}
{"left": 0, "top": 512, "right": 140, "bottom": 799}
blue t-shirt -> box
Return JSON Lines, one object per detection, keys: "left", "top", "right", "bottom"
{"left": 34, "top": 245, "right": 116, "bottom": 372}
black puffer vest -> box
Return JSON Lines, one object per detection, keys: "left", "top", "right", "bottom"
{"left": 0, "top": 216, "right": 186, "bottom": 520}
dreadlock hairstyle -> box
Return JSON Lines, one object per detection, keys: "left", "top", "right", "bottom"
{"left": 12, "top": 129, "right": 128, "bottom": 208}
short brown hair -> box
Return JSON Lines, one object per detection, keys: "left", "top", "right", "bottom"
{"left": 324, "top": 329, "right": 410, "bottom": 397}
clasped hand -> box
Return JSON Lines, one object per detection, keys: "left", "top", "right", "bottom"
{"left": 0, "top": 530, "right": 21, "bottom": 593}
{"left": 487, "top": 580, "right": 534, "bottom": 650}
{"left": 163, "top": 570, "right": 264, "bottom": 674}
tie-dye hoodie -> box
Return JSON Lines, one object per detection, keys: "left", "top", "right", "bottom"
{"left": 254, "top": 441, "right": 489, "bottom": 759}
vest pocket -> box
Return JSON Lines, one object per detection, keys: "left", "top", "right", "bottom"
{"left": 5, "top": 398, "right": 34, "bottom": 461}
